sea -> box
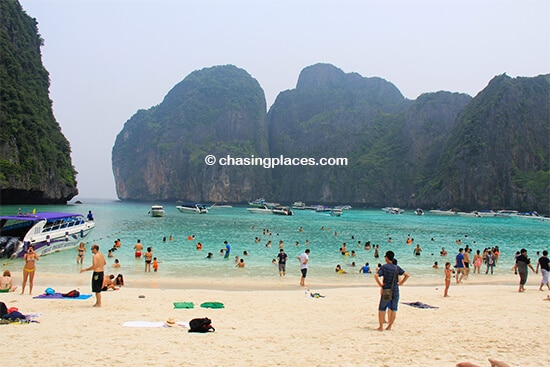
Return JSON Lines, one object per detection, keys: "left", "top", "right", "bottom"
{"left": 1, "top": 201, "right": 548, "bottom": 286}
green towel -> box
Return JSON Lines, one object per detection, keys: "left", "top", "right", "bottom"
{"left": 200, "top": 301, "right": 224, "bottom": 309}
{"left": 173, "top": 302, "right": 194, "bottom": 309}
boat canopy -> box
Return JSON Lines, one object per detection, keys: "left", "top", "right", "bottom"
{"left": 0, "top": 212, "right": 83, "bottom": 222}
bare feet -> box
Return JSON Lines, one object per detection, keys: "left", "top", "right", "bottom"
{"left": 488, "top": 359, "right": 510, "bottom": 367}
{"left": 456, "top": 362, "right": 480, "bottom": 367}
{"left": 375, "top": 327, "right": 383, "bottom": 331}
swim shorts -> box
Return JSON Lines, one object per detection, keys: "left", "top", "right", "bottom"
{"left": 92, "top": 271, "right": 104, "bottom": 293}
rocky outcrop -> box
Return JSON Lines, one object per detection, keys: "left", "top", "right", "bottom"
{"left": 0, "top": 0, "right": 78, "bottom": 204}
{"left": 112, "top": 63, "right": 549, "bottom": 213}
{"left": 112, "top": 65, "right": 272, "bottom": 202}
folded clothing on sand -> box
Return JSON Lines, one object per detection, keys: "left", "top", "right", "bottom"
{"left": 200, "top": 302, "right": 224, "bottom": 309}
{"left": 401, "top": 301, "right": 438, "bottom": 309}
{"left": 173, "top": 302, "right": 194, "bottom": 309}
{"left": 33, "top": 293, "right": 92, "bottom": 300}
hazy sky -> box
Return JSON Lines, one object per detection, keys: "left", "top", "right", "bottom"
{"left": 18, "top": 0, "right": 549, "bottom": 200}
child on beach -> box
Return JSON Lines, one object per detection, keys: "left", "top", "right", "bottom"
{"left": 153, "top": 257, "right": 159, "bottom": 272}
{"left": 444, "top": 262, "right": 452, "bottom": 297}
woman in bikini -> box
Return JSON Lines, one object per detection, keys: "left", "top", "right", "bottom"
{"left": 21, "top": 245, "right": 39, "bottom": 295}
{"left": 76, "top": 242, "right": 86, "bottom": 264}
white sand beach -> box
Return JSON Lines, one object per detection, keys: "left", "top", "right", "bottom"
{"left": 1, "top": 272, "right": 548, "bottom": 367}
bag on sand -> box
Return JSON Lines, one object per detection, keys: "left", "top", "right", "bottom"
{"left": 382, "top": 288, "right": 392, "bottom": 302}
{"left": 62, "top": 289, "right": 80, "bottom": 298}
{"left": 188, "top": 317, "right": 215, "bottom": 333}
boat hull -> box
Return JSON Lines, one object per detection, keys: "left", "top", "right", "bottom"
{"left": 0, "top": 212, "right": 95, "bottom": 258}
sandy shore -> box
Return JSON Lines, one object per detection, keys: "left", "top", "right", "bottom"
{"left": 1, "top": 272, "right": 548, "bottom": 367}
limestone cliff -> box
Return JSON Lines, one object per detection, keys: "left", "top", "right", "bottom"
{"left": 112, "top": 65, "right": 271, "bottom": 202}
{"left": 0, "top": 0, "right": 78, "bottom": 204}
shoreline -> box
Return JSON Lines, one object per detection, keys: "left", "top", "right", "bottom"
{"left": 9, "top": 269, "right": 538, "bottom": 292}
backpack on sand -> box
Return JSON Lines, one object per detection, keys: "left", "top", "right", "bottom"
{"left": 62, "top": 289, "right": 80, "bottom": 298}
{"left": 188, "top": 317, "right": 215, "bottom": 333}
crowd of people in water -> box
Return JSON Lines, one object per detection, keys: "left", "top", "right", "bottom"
{"left": 4, "top": 221, "right": 548, "bottom": 301}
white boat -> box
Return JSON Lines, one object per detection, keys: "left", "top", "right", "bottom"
{"left": 382, "top": 207, "right": 404, "bottom": 214}
{"left": 429, "top": 209, "right": 456, "bottom": 216}
{"left": 494, "top": 210, "right": 518, "bottom": 217}
{"left": 415, "top": 208, "right": 424, "bottom": 215}
{"left": 272, "top": 206, "right": 293, "bottom": 216}
{"left": 208, "top": 203, "right": 233, "bottom": 209}
{"left": 477, "top": 210, "right": 497, "bottom": 217}
{"left": 315, "top": 205, "right": 332, "bottom": 213}
{"left": 149, "top": 205, "right": 165, "bottom": 217}
{"left": 0, "top": 211, "right": 95, "bottom": 258}
{"left": 176, "top": 203, "right": 208, "bottom": 214}
{"left": 330, "top": 208, "right": 343, "bottom": 216}
{"left": 291, "top": 201, "right": 307, "bottom": 210}
{"left": 517, "top": 211, "right": 546, "bottom": 221}
{"left": 246, "top": 205, "right": 273, "bottom": 214}
{"left": 456, "top": 211, "right": 480, "bottom": 217}
{"left": 248, "top": 198, "right": 279, "bottom": 208}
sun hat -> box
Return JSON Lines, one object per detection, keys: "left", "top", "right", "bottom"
{"left": 165, "top": 317, "right": 176, "bottom": 327}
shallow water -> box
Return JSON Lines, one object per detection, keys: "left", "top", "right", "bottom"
{"left": 1, "top": 201, "right": 548, "bottom": 284}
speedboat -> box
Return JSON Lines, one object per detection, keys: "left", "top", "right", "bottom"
{"left": 315, "top": 205, "right": 332, "bottom": 213}
{"left": 149, "top": 205, "right": 165, "bottom": 217}
{"left": 176, "top": 203, "right": 208, "bottom": 214}
{"left": 330, "top": 208, "right": 343, "bottom": 216}
{"left": 382, "top": 207, "right": 404, "bottom": 214}
{"left": 248, "top": 198, "right": 279, "bottom": 208}
{"left": 272, "top": 206, "right": 293, "bottom": 216}
{"left": 517, "top": 211, "right": 546, "bottom": 221}
{"left": 415, "top": 208, "right": 424, "bottom": 215}
{"left": 291, "top": 201, "right": 307, "bottom": 210}
{"left": 208, "top": 203, "right": 233, "bottom": 209}
{"left": 456, "top": 211, "right": 480, "bottom": 217}
{"left": 246, "top": 205, "right": 273, "bottom": 214}
{"left": 0, "top": 211, "right": 95, "bottom": 258}
{"left": 429, "top": 209, "right": 456, "bottom": 216}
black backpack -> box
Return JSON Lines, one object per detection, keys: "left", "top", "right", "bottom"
{"left": 188, "top": 317, "right": 215, "bottom": 333}
{"left": 0, "top": 301, "right": 7, "bottom": 318}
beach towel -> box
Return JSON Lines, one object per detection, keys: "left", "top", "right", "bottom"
{"left": 173, "top": 302, "right": 194, "bottom": 309}
{"left": 401, "top": 301, "right": 439, "bottom": 309}
{"left": 200, "top": 302, "right": 224, "bottom": 309}
{"left": 123, "top": 321, "right": 189, "bottom": 328}
{"left": 33, "top": 293, "right": 92, "bottom": 300}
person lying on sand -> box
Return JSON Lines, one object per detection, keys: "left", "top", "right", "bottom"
{"left": 456, "top": 358, "right": 510, "bottom": 367}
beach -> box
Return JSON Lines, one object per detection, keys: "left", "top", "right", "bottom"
{"left": 1, "top": 271, "right": 548, "bottom": 367}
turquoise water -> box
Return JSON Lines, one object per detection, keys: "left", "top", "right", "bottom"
{"left": 1, "top": 201, "right": 548, "bottom": 282}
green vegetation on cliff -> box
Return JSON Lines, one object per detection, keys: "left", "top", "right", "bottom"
{"left": 112, "top": 65, "right": 271, "bottom": 202}
{"left": 0, "top": 0, "right": 77, "bottom": 204}
{"left": 112, "top": 64, "right": 549, "bottom": 213}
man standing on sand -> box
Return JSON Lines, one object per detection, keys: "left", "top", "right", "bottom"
{"left": 512, "top": 248, "right": 536, "bottom": 292}
{"left": 374, "top": 251, "right": 409, "bottom": 331}
{"left": 298, "top": 249, "right": 310, "bottom": 286}
{"left": 80, "top": 244, "right": 107, "bottom": 307}
{"left": 455, "top": 248, "right": 465, "bottom": 283}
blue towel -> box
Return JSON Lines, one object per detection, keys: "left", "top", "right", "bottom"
{"left": 33, "top": 293, "right": 92, "bottom": 300}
